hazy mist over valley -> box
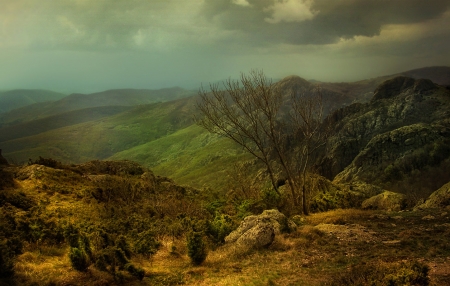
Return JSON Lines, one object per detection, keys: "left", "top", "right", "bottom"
{"left": 2, "top": 1, "right": 450, "bottom": 285}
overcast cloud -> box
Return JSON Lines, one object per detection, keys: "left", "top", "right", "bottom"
{"left": 0, "top": 0, "right": 449, "bottom": 93}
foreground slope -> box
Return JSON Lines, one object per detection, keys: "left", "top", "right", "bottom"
{"left": 1, "top": 159, "right": 450, "bottom": 285}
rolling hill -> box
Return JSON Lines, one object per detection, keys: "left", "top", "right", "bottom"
{"left": 0, "top": 87, "right": 195, "bottom": 128}
{"left": 0, "top": 89, "right": 66, "bottom": 114}
{"left": 1, "top": 96, "right": 198, "bottom": 164}
{"left": 1, "top": 66, "right": 449, "bottom": 191}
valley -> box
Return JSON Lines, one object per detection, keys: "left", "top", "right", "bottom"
{"left": 1, "top": 66, "right": 450, "bottom": 285}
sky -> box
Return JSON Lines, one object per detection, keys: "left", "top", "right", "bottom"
{"left": 1, "top": 0, "right": 450, "bottom": 93}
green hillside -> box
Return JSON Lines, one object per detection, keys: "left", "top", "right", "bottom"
{"left": 109, "top": 124, "right": 253, "bottom": 189}
{"left": 0, "top": 106, "right": 132, "bottom": 142}
{"left": 0, "top": 87, "right": 195, "bottom": 128}
{"left": 2, "top": 96, "right": 198, "bottom": 164}
{"left": 0, "top": 89, "right": 66, "bottom": 113}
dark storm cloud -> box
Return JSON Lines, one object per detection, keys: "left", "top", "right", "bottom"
{"left": 0, "top": 0, "right": 449, "bottom": 92}
{"left": 201, "top": 0, "right": 450, "bottom": 45}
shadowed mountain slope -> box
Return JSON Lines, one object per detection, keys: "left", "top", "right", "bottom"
{"left": 321, "top": 76, "right": 450, "bottom": 196}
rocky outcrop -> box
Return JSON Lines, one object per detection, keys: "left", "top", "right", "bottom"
{"left": 361, "top": 191, "right": 406, "bottom": 211}
{"left": 225, "top": 209, "right": 296, "bottom": 249}
{"left": 320, "top": 77, "right": 450, "bottom": 189}
{"left": 415, "top": 182, "right": 450, "bottom": 210}
{"left": 371, "top": 76, "right": 436, "bottom": 102}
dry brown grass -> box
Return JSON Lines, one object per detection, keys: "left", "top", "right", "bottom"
{"left": 306, "top": 208, "right": 372, "bottom": 225}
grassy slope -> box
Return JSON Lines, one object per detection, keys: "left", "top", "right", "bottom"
{"left": 0, "top": 106, "right": 132, "bottom": 142}
{"left": 109, "top": 124, "right": 253, "bottom": 189}
{"left": 2, "top": 97, "right": 197, "bottom": 164}
{"left": 0, "top": 89, "right": 66, "bottom": 113}
{"left": 0, "top": 88, "right": 196, "bottom": 128}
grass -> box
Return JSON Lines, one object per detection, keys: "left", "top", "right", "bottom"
{"left": 2, "top": 159, "right": 450, "bottom": 285}
{"left": 110, "top": 124, "right": 254, "bottom": 190}
{"left": 6, "top": 207, "right": 450, "bottom": 285}
{"left": 3, "top": 96, "right": 198, "bottom": 164}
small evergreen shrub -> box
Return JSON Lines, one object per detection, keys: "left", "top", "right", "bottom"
{"left": 187, "top": 231, "right": 207, "bottom": 265}
{"left": 207, "top": 213, "right": 235, "bottom": 244}
{"left": 134, "top": 230, "right": 160, "bottom": 257}
{"left": 69, "top": 247, "right": 90, "bottom": 272}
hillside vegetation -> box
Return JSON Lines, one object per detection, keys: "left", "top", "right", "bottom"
{"left": 2, "top": 66, "right": 450, "bottom": 285}
{"left": 1, "top": 158, "right": 450, "bottom": 285}
{"left": 0, "top": 90, "right": 66, "bottom": 114}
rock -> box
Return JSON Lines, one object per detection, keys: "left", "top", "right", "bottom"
{"left": 235, "top": 223, "right": 275, "bottom": 249}
{"left": 371, "top": 76, "right": 416, "bottom": 101}
{"left": 320, "top": 76, "right": 449, "bottom": 187}
{"left": 422, "top": 215, "right": 435, "bottom": 220}
{"left": 415, "top": 182, "right": 450, "bottom": 210}
{"left": 225, "top": 209, "right": 295, "bottom": 249}
{"left": 361, "top": 191, "right": 406, "bottom": 211}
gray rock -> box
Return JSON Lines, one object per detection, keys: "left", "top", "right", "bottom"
{"left": 415, "top": 182, "right": 450, "bottom": 210}
{"left": 236, "top": 223, "right": 275, "bottom": 249}
{"left": 321, "top": 76, "right": 449, "bottom": 187}
{"left": 225, "top": 209, "right": 295, "bottom": 249}
{"left": 361, "top": 191, "right": 406, "bottom": 211}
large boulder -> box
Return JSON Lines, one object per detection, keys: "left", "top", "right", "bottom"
{"left": 225, "top": 209, "right": 295, "bottom": 249}
{"left": 361, "top": 191, "right": 406, "bottom": 211}
{"left": 415, "top": 182, "right": 450, "bottom": 210}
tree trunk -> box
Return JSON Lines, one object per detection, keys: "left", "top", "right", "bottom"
{"left": 286, "top": 178, "right": 299, "bottom": 206}
{"left": 302, "top": 182, "right": 309, "bottom": 215}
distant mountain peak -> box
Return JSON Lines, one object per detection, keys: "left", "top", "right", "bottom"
{"left": 276, "top": 75, "right": 311, "bottom": 90}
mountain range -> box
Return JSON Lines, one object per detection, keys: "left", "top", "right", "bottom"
{"left": 1, "top": 66, "right": 450, "bottom": 193}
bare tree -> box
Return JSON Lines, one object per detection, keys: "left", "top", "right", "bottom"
{"left": 196, "top": 70, "right": 327, "bottom": 214}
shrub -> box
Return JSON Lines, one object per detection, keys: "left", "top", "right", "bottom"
{"left": 28, "top": 156, "right": 63, "bottom": 169}
{"left": 207, "top": 213, "right": 235, "bottom": 244}
{"left": 261, "top": 187, "right": 281, "bottom": 209}
{"left": 124, "top": 263, "right": 145, "bottom": 280}
{"left": 332, "top": 260, "right": 430, "bottom": 286}
{"left": 134, "top": 230, "right": 160, "bottom": 257}
{"left": 187, "top": 231, "right": 207, "bottom": 265}
{"left": 69, "top": 247, "right": 90, "bottom": 272}
{"left": 236, "top": 199, "right": 254, "bottom": 219}
{"left": 0, "top": 239, "right": 15, "bottom": 277}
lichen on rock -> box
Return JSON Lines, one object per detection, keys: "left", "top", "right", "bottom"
{"left": 225, "top": 209, "right": 296, "bottom": 250}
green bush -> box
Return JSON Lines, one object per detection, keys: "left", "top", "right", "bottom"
{"left": 69, "top": 247, "right": 90, "bottom": 272}
{"left": 187, "top": 231, "right": 207, "bottom": 265}
{"left": 134, "top": 230, "right": 160, "bottom": 257}
{"left": 261, "top": 188, "right": 281, "bottom": 209}
{"left": 236, "top": 199, "right": 254, "bottom": 219}
{"left": 207, "top": 213, "right": 235, "bottom": 244}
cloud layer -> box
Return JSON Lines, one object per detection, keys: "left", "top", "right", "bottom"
{"left": 0, "top": 0, "right": 449, "bottom": 91}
